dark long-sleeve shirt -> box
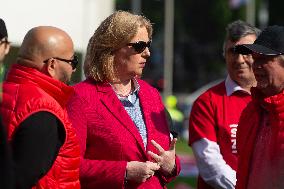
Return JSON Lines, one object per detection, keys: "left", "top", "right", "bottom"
{"left": 0, "top": 116, "right": 14, "bottom": 189}
{"left": 12, "top": 111, "right": 65, "bottom": 189}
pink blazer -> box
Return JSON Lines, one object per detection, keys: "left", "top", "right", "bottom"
{"left": 67, "top": 79, "right": 180, "bottom": 189}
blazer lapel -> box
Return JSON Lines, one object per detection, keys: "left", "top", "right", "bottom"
{"left": 97, "top": 83, "right": 146, "bottom": 154}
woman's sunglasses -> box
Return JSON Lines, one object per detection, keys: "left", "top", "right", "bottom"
{"left": 127, "top": 40, "right": 151, "bottom": 54}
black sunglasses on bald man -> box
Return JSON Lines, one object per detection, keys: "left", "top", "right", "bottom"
{"left": 43, "top": 55, "right": 79, "bottom": 70}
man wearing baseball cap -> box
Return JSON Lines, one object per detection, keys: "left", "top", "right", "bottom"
{"left": 0, "top": 18, "right": 10, "bottom": 82}
{"left": 235, "top": 25, "right": 284, "bottom": 189}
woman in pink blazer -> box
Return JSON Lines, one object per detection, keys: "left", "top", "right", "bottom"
{"left": 67, "top": 11, "right": 180, "bottom": 189}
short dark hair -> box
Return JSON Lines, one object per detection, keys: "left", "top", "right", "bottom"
{"left": 223, "top": 20, "right": 261, "bottom": 56}
{"left": 0, "top": 18, "right": 8, "bottom": 40}
{"left": 225, "top": 20, "right": 261, "bottom": 42}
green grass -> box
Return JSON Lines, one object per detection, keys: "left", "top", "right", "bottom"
{"left": 165, "top": 139, "right": 197, "bottom": 188}
{"left": 175, "top": 139, "right": 193, "bottom": 155}
{"left": 167, "top": 176, "right": 197, "bottom": 189}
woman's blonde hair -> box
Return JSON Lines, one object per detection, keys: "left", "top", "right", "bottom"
{"left": 84, "top": 10, "right": 153, "bottom": 82}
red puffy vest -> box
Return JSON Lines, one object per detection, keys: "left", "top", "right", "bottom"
{"left": 1, "top": 64, "right": 80, "bottom": 189}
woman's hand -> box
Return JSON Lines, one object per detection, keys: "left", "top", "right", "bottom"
{"left": 147, "top": 138, "right": 177, "bottom": 176}
{"left": 126, "top": 161, "right": 160, "bottom": 183}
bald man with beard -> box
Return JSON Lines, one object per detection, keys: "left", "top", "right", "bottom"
{"left": 1, "top": 26, "right": 80, "bottom": 189}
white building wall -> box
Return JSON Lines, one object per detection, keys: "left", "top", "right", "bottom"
{"left": 0, "top": 0, "right": 115, "bottom": 51}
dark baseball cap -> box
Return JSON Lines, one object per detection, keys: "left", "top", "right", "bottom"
{"left": 235, "top": 25, "right": 284, "bottom": 56}
{"left": 0, "top": 18, "right": 8, "bottom": 39}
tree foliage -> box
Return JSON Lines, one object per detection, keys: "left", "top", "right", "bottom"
{"left": 116, "top": 0, "right": 254, "bottom": 93}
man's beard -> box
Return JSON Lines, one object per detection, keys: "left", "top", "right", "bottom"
{"left": 59, "top": 69, "right": 71, "bottom": 85}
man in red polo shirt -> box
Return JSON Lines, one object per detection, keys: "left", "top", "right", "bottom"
{"left": 188, "top": 20, "right": 260, "bottom": 189}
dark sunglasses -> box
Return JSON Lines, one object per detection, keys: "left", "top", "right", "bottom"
{"left": 43, "top": 55, "right": 79, "bottom": 70}
{"left": 0, "top": 39, "right": 10, "bottom": 45}
{"left": 127, "top": 40, "right": 151, "bottom": 53}
{"left": 228, "top": 46, "right": 241, "bottom": 55}
{"left": 231, "top": 45, "right": 253, "bottom": 55}
{"left": 228, "top": 46, "right": 253, "bottom": 61}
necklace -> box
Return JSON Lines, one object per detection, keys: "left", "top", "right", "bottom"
{"left": 110, "top": 81, "right": 133, "bottom": 97}
{"left": 117, "top": 91, "right": 133, "bottom": 97}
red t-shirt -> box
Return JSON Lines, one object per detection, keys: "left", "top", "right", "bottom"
{"left": 189, "top": 81, "right": 251, "bottom": 169}
{"left": 189, "top": 81, "right": 251, "bottom": 189}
